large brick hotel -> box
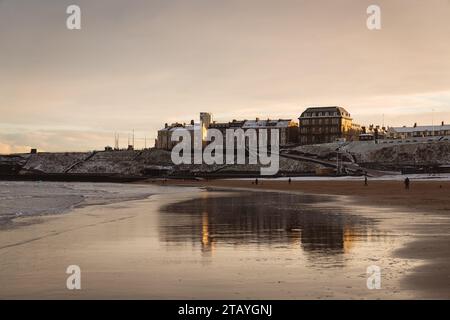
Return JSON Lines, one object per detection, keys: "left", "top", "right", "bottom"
{"left": 298, "top": 106, "right": 361, "bottom": 145}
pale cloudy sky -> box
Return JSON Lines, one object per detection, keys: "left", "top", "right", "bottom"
{"left": 1, "top": 0, "right": 449, "bottom": 153}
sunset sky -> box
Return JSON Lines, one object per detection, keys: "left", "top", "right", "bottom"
{"left": 1, "top": 0, "right": 450, "bottom": 153}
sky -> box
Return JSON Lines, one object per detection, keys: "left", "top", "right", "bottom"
{"left": 1, "top": 0, "right": 450, "bottom": 153}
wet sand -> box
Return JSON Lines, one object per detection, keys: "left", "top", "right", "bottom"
{"left": 159, "top": 179, "right": 450, "bottom": 214}
{"left": 0, "top": 180, "right": 449, "bottom": 299}
{"left": 152, "top": 179, "right": 450, "bottom": 298}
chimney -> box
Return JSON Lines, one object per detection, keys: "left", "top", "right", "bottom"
{"left": 190, "top": 119, "right": 194, "bottom": 125}
{"left": 442, "top": 121, "right": 445, "bottom": 126}
{"left": 165, "top": 123, "right": 168, "bottom": 128}
{"left": 413, "top": 122, "right": 417, "bottom": 128}
{"left": 256, "top": 117, "right": 260, "bottom": 122}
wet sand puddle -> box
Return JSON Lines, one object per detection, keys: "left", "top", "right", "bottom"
{"left": 156, "top": 190, "right": 421, "bottom": 299}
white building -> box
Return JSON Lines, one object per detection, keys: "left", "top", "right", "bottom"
{"left": 387, "top": 122, "right": 450, "bottom": 139}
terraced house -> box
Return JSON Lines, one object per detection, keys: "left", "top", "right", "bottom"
{"left": 387, "top": 122, "right": 450, "bottom": 139}
{"left": 155, "top": 113, "right": 299, "bottom": 150}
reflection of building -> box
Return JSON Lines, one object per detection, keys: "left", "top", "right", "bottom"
{"left": 343, "top": 226, "right": 357, "bottom": 253}
{"left": 201, "top": 210, "right": 214, "bottom": 254}
{"left": 159, "top": 192, "right": 373, "bottom": 256}
{"left": 298, "top": 106, "right": 361, "bottom": 145}
{"left": 386, "top": 122, "right": 450, "bottom": 139}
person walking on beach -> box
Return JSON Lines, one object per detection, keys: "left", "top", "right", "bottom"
{"left": 288, "top": 177, "right": 292, "bottom": 184}
{"left": 404, "top": 177, "right": 410, "bottom": 190}
{"left": 364, "top": 173, "right": 368, "bottom": 186}
{"left": 255, "top": 178, "right": 259, "bottom": 185}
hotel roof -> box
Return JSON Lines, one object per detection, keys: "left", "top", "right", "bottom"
{"left": 243, "top": 119, "right": 294, "bottom": 128}
{"left": 300, "top": 106, "right": 351, "bottom": 118}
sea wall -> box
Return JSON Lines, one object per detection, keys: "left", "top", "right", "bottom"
{"left": 0, "top": 148, "right": 318, "bottom": 179}
{"left": 2, "top": 140, "right": 449, "bottom": 180}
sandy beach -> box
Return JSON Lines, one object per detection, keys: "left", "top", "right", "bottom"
{"left": 0, "top": 179, "right": 449, "bottom": 299}
{"left": 151, "top": 178, "right": 450, "bottom": 298}
{"left": 159, "top": 178, "right": 450, "bottom": 214}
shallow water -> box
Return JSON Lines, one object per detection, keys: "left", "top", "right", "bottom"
{"left": 155, "top": 191, "right": 413, "bottom": 298}
{"left": 160, "top": 192, "right": 378, "bottom": 257}
{"left": 0, "top": 181, "right": 153, "bottom": 226}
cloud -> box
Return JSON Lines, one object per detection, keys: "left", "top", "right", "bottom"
{"left": 0, "top": 142, "right": 31, "bottom": 155}
{"left": 0, "top": 128, "right": 152, "bottom": 153}
{"left": 0, "top": 0, "right": 449, "bottom": 151}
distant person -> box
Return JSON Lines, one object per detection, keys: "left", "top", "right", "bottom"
{"left": 364, "top": 174, "right": 368, "bottom": 186}
{"left": 404, "top": 177, "right": 410, "bottom": 190}
{"left": 255, "top": 178, "right": 259, "bottom": 185}
{"left": 288, "top": 177, "right": 292, "bottom": 184}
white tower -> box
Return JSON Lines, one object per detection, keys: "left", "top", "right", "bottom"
{"left": 199, "top": 112, "right": 212, "bottom": 143}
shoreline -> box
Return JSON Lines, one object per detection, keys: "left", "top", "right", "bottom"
{"left": 149, "top": 179, "right": 450, "bottom": 215}
{"left": 0, "top": 181, "right": 156, "bottom": 229}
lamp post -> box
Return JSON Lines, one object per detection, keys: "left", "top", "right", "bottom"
{"left": 336, "top": 144, "right": 342, "bottom": 176}
{"left": 432, "top": 109, "right": 435, "bottom": 137}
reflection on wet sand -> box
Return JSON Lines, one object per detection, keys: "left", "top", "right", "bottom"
{"left": 159, "top": 191, "right": 387, "bottom": 261}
